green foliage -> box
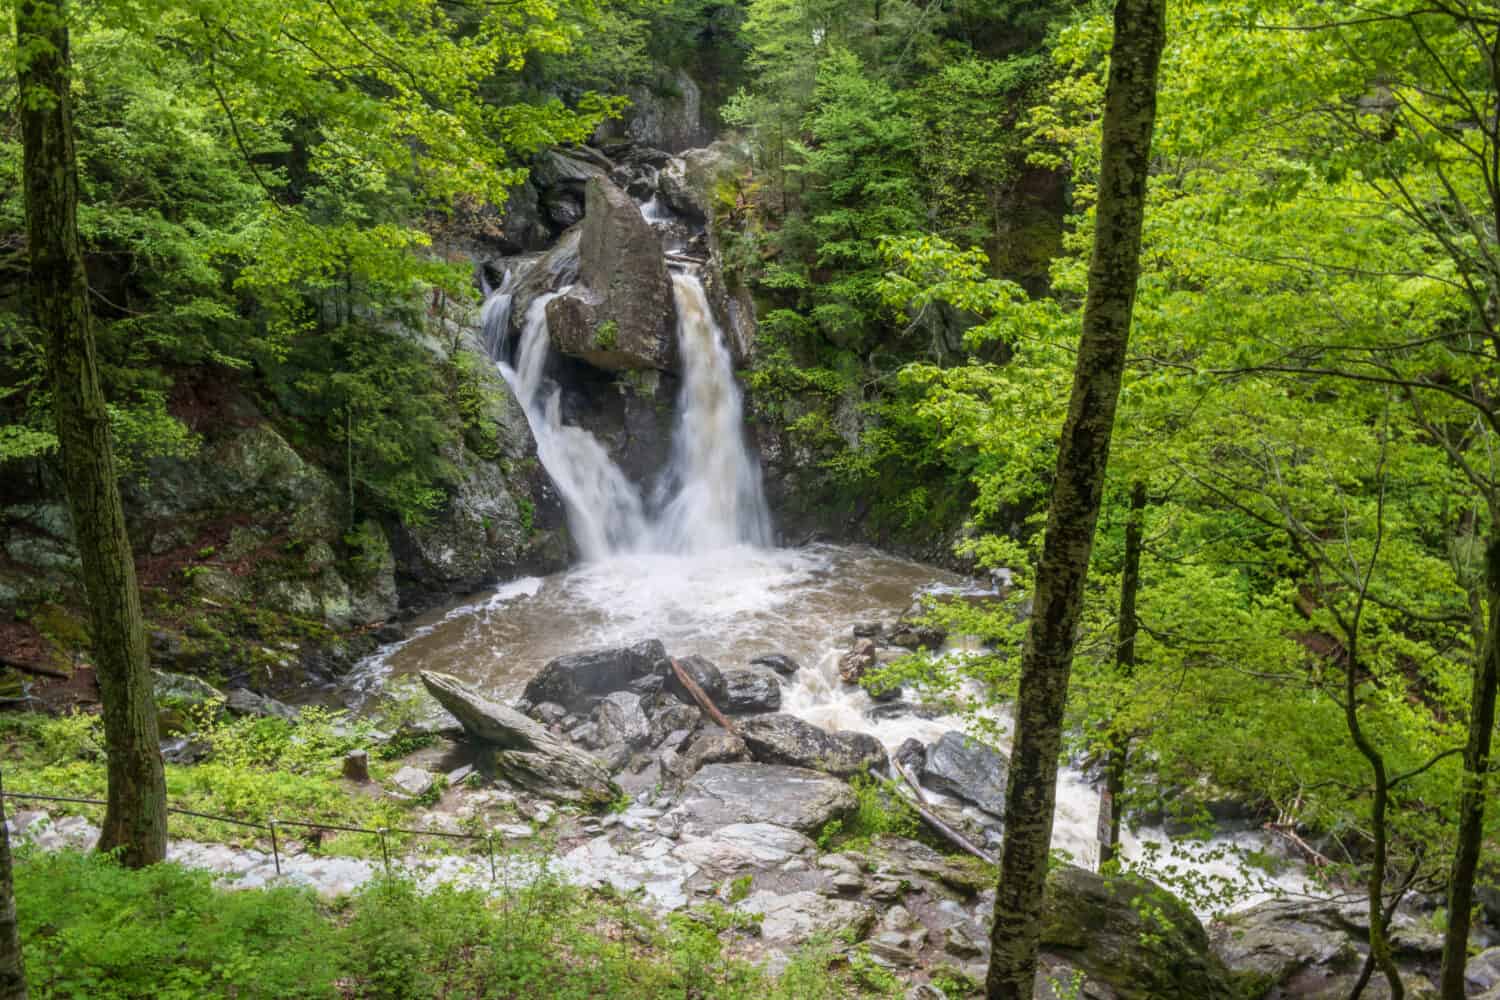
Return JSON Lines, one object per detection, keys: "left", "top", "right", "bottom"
{"left": 12, "top": 851, "right": 892, "bottom": 1000}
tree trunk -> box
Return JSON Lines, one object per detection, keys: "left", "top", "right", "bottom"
{"left": 1439, "top": 532, "right": 1500, "bottom": 997}
{"left": 1101, "top": 480, "right": 1145, "bottom": 868}
{"left": 0, "top": 770, "right": 27, "bottom": 1000}
{"left": 16, "top": 0, "right": 167, "bottom": 868}
{"left": 984, "top": 2, "right": 1165, "bottom": 996}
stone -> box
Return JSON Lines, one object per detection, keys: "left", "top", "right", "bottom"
{"left": 738, "top": 713, "right": 889, "bottom": 779}
{"left": 521, "top": 639, "right": 667, "bottom": 715}
{"left": 343, "top": 750, "right": 371, "bottom": 783}
{"left": 922, "top": 731, "right": 1009, "bottom": 818}
{"left": 895, "top": 737, "right": 927, "bottom": 774}
{"left": 944, "top": 923, "right": 986, "bottom": 958}
{"left": 530, "top": 701, "right": 569, "bottom": 727}
{"left": 558, "top": 835, "right": 697, "bottom": 911}
{"left": 446, "top": 764, "right": 475, "bottom": 786}
{"left": 663, "top": 654, "right": 727, "bottom": 708}
{"left": 1210, "top": 899, "right": 1370, "bottom": 988}
{"left": 224, "top": 688, "right": 300, "bottom": 721}
{"left": 420, "top": 670, "right": 619, "bottom": 806}
{"left": 649, "top": 701, "right": 701, "bottom": 747}
{"left": 721, "top": 668, "right": 781, "bottom": 714}
{"left": 1469, "top": 947, "right": 1500, "bottom": 992}
{"left": 153, "top": 669, "right": 224, "bottom": 732}
{"left": 1045, "top": 865, "right": 1235, "bottom": 999}
{"left": 593, "top": 691, "right": 651, "bottom": 749}
{"left": 161, "top": 737, "right": 210, "bottom": 765}
{"left": 829, "top": 871, "right": 865, "bottom": 894}
{"left": 666, "top": 762, "right": 857, "bottom": 836}
{"left": 853, "top": 621, "right": 884, "bottom": 639}
{"left": 670, "top": 823, "right": 815, "bottom": 876}
{"left": 838, "top": 638, "right": 879, "bottom": 685}
{"left": 391, "top": 766, "right": 437, "bottom": 798}
{"left": 749, "top": 653, "right": 801, "bottom": 677}
{"left": 546, "top": 176, "right": 676, "bottom": 372}
{"left": 662, "top": 726, "right": 750, "bottom": 782}
{"left": 734, "top": 889, "right": 875, "bottom": 945}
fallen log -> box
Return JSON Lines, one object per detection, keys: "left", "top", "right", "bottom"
{"left": 670, "top": 658, "right": 739, "bottom": 736}
{"left": 893, "top": 758, "right": 996, "bottom": 865}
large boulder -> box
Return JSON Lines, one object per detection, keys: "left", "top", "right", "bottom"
{"left": 737, "top": 713, "right": 889, "bottom": 779}
{"left": 749, "top": 652, "right": 801, "bottom": 677}
{"left": 1042, "top": 866, "right": 1236, "bottom": 1000}
{"left": 593, "top": 69, "right": 711, "bottom": 154}
{"left": 922, "top": 731, "right": 1009, "bottom": 818}
{"left": 545, "top": 176, "right": 676, "bottom": 372}
{"left": 521, "top": 639, "right": 667, "bottom": 715}
{"left": 665, "top": 762, "right": 857, "bottom": 836}
{"left": 663, "top": 654, "right": 727, "bottom": 708}
{"left": 420, "top": 671, "right": 618, "bottom": 806}
{"left": 721, "top": 668, "right": 781, "bottom": 714}
{"left": 592, "top": 690, "right": 651, "bottom": 749}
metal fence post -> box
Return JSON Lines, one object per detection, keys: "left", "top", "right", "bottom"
{"left": 378, "top": 827, "right": 390, "bottom": 875}
{"left": 268, "top": 818, "right": 281, "bottom": 876}
{"left": 486, "top": 833, "right": 495, "bottom": 881}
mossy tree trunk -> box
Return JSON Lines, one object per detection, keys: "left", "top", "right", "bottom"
{"left": 1441, "top": 527, "right": 1500, "bottom": 996}
{"left": 984, "top": 1, "right": 1165, "bottom": 996}
{"left": 0, "top": 769, "right": 26, "bottom": 1000}
{"left": 15, "top": 0, "right": 167, "bottom": 868}
{"left": 1101, "top": 479, "right": 1145, "bottom": 867}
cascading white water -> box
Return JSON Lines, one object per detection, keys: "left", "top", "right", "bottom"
{"left": 497, "top": 292, "right": 650, "bottom": 560}
{"left": 482, "top": 265, "right": 771, "bottom": 559}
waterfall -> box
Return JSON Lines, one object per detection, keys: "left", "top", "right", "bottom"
{"left": 483, "top": 266, "right": 771, "bottom": 560}
{"left": 653, "top": 273, "right": 772, "bottom": 551}
{"left": 498, "top": 293, "right": 650, "bottom": 561}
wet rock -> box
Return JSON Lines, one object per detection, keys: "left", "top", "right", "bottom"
{"left": 420, "top": 670, "right": 618, "bottom": 806}
{"left": 738, "top": 713, "right": 889, "bottom": 779}
{"left": 721, "top": 668, "right": 781, "bottom": 714}
{"left": 749, "top": 653, "right": 801, "bottom": 677}
{"left": 734, "top": 889, "right": 875, "bottom": 946}
{"left": 853, "top": 621, "right": 884, "bottom": 639}
{"left": 592, "top": 691, "right": 651, "bottom": 749}
{"left": 894, "top": 737, "right": 927, "bottom": 774}
{"left": 529, "top": 701, "right": 569, "bottom": 727}
{"left": 868, "top": 701, "right": 949, "bottom": 724}
{"left": 224, "top": 688, "right": 299, "bottom": 721}
{"left": 1045, "top": 865, "right": 1235, "bottom": 999}
{"left": 888, "top": 621, "right": 946, "bottom": 651}
{"left": 627, "top": 673, "right": 665, "bottom": 701}
{"left": 838, "top": 638, "right": 878, "bottom": 685}
{"left": 666, "top": 762, "right": 857, "bottom": 836}
{"left": 1209, "top": 898, "right": 1384, "bottom": 991}
{"left": 521, "top": 639, "right": 667, "bottom": 715}
{"left": 546, "top": 176, "right": 676, "bottom": 372}
{"left": 922, "top": 731, "right": 1008, "bottom": 818}
{"left": 662, "top": 726, "right": 749, "bottom": 782}
{"left": 648, "top": 701, "right": 701, "bottom": 747}
{"left": 663, "top": 654, "right": 727, "bottom": 708}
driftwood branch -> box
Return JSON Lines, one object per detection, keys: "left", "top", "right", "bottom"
{"left": 669, "top": 659, "right": 739, "bottom": 736}
{"left": 893, "top": 758, "right": 996, "bottom": 864}
{"left": 1265, "top": 822, "right": 1334, "bottom": 868}
{"left": 0, "top": 656, "right": 67, "bottom": 680}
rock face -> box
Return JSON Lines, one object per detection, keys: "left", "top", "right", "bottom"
{"left": 738, "top": 713, "right": 889, "bottom": 779}
{"left": 545, "top": 176, "right": 676, "bottom": 372}
{"left": 1042, "top": 866, "right": 1236, "bottom": 1000}
{"left": 922, "top": 731, "right": 1008, "bottom": 818}
{"left": 593, "top": 69, "right": 711, "bottom": 154}
{"left": 522, "top": 639, "right": 667, "bottom": 714}
{"left": 420, "top": 670, "right": 618, "bottom": 806}
{"left": 749, "top": 652, "right": 801, "bottom": 677}
{"left": 1211, "top": 898, "right": 1445, "bottom": 997}
{"left": 720, "top": 668, "right": 781, "bottom": 714}
{"left": 665, "top": 762, "right": 857, "bottom": 835}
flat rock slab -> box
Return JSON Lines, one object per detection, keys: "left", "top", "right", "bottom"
{"left": 738, "top": 713, "right": 888, "bottom": 778}
{"left": 666, "top": 762, "right": 856, "bottom": 835}
{"left": 922, "top": 730, "right": 1008, "bottom": 818}
{"left": 558, "top": 835, "right": 698, "bottom": 910}
{"left": 671, "top": 822, "right": 815, "bottom": 876}
{"left": 734, "top": 889, "right": 875, "bottom": 945}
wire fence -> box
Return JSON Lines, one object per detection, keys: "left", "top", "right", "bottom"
{"left": 0, "top": 790, "right": 502, "bottom": 880}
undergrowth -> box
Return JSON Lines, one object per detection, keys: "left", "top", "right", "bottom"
{"left": 14, "top": 849, "right": 891, "bottom": 999}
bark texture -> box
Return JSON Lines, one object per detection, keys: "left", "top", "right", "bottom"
{"left": 0, "top": 771, "right": 26, "bottom": 1000}
{"left": 1439, "top": 533, "right": 1500, "bottom": 997}
{"left": 1101, "top": 480, "right": 1145, "bottom": 867}
{"left": 16, "top": 0, "right": 167, "bottom": 867}
{"left": 984, "top": 2, "right": 1165, "bottom": 996}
